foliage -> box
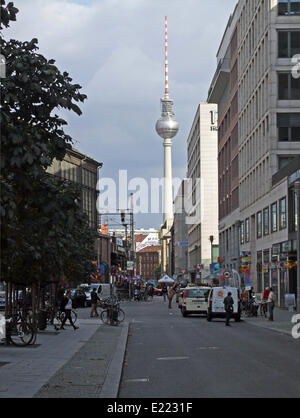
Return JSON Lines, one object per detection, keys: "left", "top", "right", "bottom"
{"left": 0, "top": 1, "right": 96, "bottom": 286}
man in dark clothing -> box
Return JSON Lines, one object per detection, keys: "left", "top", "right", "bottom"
{"left": 90, "top": 288, "right": 100, "bottom": 318}
{"left": 224, "top": 292, "right": 234, "bottom": 327}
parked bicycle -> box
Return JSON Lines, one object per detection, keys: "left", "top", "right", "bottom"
{"left": 46, "top": 304, "right": 77, "bottom": 329}
{"left": 100, "top": 299, "right": 125, "bottom": 326}
{"left": 5, "top": 314, "right": 36, "bottom": 346}
{"left": 241, "top": 297, "right": 259, "bottom": 318}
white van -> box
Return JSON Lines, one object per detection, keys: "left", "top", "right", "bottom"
{"left": 81, "top": 283, "right": 113, "bottom": 306}
{"left": 207, "top": 287, "right": 241, "bottom": 322}
{"left": 180, "top": 287, "right": 211, "bottom": 317}
{"left": 97, "top": 284, "right": 112, "bottom": 300}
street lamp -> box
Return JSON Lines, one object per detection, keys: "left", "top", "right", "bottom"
{"left": 209, "top": 236, "right": 214, "bottom": 265}
{"left": 294, "top": 181, "right": 300, "bottom": 314}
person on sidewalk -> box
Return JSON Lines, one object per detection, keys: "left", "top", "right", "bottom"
{"left": 60, "top": 290, "right": 79, "bottom": 330}
{"left": 167, "top": 285, "right": 176, "bottom": 309}
{"left": 90, "top": 288, "right": 100, "bottom": 318}
{"left": 224, "top": 292, "right": 234, "bottom": 326}
{"left": 267, "top": 287, "right": 276, "bottom": 322}
{"left": 162, "top": 285, "right": 168, "bottom": 302}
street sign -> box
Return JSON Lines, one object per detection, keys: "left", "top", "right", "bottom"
{"left": 223, "top": 270, "right": 231, "bottom": 279}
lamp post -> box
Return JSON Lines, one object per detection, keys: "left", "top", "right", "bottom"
{"left": 295, "top": 181, "right": 300, "bottom": 314}
{"left": 209, "top": 236, "right": 214, "bottom": 266}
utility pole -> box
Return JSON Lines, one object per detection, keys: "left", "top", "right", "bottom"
{"left": 130, "top": 193, "right": 135, "bottom": 277}
{"left": 295, "top": 181, "right": 300, "bottom": 314}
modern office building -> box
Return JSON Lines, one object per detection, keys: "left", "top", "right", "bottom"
{"left": 208, "top": 0, "right": 300, "bottom": 305}
{"left": 187, "top": 104, "right": 219, "bottom": 281}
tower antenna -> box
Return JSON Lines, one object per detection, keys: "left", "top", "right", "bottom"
{"left": 165, "top": 16, "right": 169, "bottom": 99}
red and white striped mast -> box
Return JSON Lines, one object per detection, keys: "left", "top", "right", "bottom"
{"left": 164, "top": 16, "right": 169, "bottom": 99}
{"left": 155, "top": 16, "right": 179, "bottom": 226}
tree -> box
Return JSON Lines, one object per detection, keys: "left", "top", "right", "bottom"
{"left": 0, "top": 1, "right": 96, "bottom": 289}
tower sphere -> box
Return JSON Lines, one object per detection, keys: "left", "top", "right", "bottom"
{"left": 156, "top": 115, "right": 179, "bottom": 140}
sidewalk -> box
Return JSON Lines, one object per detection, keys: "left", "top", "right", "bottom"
{"left": 244, "top": 308, "right": 299, "bottom": 337}
{"left": 0, "top": 318, "right": 129, "bottom": 398}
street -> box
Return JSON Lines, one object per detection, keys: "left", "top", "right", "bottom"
{"left": 119, "top": 297, "right": 300, "bottom": 399}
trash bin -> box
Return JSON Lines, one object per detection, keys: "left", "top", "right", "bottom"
{"left": 37, "top": 309, "right": 47, "bottom": 331}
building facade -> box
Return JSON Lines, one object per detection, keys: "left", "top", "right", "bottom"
{"left": 48, "top": 147, "right": 102, "bottom": 231}
{"left": 208, "top": 0, "right": 300, "bottom": 306}
{"left": 187, "top": 103, "right": 219, "bottom": 280}
{"left": 173, "top": 180, "right": 189, "bottom": 280}
{"left": 136, "top": 246, "right": 161, "bottom": 281}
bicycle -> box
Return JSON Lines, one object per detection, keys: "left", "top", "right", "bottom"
{"left": 260, "top": 301, "right": 268, "bottom": 318}
{"left": 100, "top": 301, "right": 125, "bottom": 326}
{"left": 5, "top": 314, "right": 36, "bottom": 346}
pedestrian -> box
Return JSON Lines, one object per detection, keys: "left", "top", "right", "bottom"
{"left": 60, "top": 290, "right": 79, "bottom": 330}
{"left": 224, "top": 291, "right": 234, "bottom": 326}
{"left": 167, "top": 285, "right": 176, "bottom": 309}
{"left": 267, "top": 287, "right": 276, "bottom": 322}
{"left": 90, "top": 288, "right": 100, "bottom": 318}
{"left": 161, "top": 285, "right": 168, "bottom": 302}
{"left": 148, "top": 284, "right": 154, "bottom": 300}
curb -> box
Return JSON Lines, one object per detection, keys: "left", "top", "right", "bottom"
{"left": 99, "top": 321, "right": 129, "bottom": 398}
{"left": 245, "top": 320, "right": 293, "bottom": 337}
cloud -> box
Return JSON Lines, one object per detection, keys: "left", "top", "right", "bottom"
{"left": 6, "top": 0, "right": 237, "bottom": 228}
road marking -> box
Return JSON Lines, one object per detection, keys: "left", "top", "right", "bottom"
{"left": 156, "top": 357, "right": 189, "bottom": 361}
{"left": 125, "top": 378, "right": 149, "bottom": 383}
{"left": 196, "top": 347, "right": 219, "bottom": 350}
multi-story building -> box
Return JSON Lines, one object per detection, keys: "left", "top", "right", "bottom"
{"left": 136, "top": 246, "right": 161, "bottom": 281}
{"left": 208, "top": 0, "right": 300, "bottom": 306}
{"left": 207, "top": 2, "right": 242, "bottom": 273}
{"left": 173, "top": 180, "right": 189, "bottom": 281}
{"left": 187, "top": 103, "right": 219, "bottom": 281}
{"left": 48, "top": 147, "right": 102, "bottom": 231}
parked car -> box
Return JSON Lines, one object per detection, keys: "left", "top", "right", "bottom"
{"left": 0, "top": 291, "right": 5, "bottom": 311}
{"left": 153, "top": 287, "right": 162, "bottom": 296}
{"left": 207, "top": 286, "right": 241, "bottom": 322}
{"left": 180, "top": 287, "right": 211, "bottom": 317}
{"left": 177, "top": 288, "right": 188, "bottom": 308}
{"left": 71, "top": 288, "right": 87, "bottom": 308}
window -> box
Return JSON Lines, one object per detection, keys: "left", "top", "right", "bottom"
{"left": 263, "top": 207, "right": 269, "bottom": 236}
{"left": 278, "top": 0, "right": 300, "bottom": 15}
{"left": 279, "top": 198, "right": 287, "bottom": 230}
{"left": 245, "top": 218, "right": 250, "bottom": 243}
{"left": 277, "top": 113, "right": 300, "bottom": 141}
{"left": 240, "top": 221, "right": 245, "bottom": 245}
{"left": 278, "top": 156, "right": 296, "bottom": 170}
{"left": 271, "top": 203, "right": 278, "bottom": 233}
{"left": 278, "top": 31, "right": 300, "bottom": 58}
{"left": 278, "top": 73, "right": 300, "bottom": 100}
{"left": 257, "top": 211, "right": 262, "bottom": 239}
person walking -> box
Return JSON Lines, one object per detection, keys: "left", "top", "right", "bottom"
{"left": 162, "top": 285, "right": 168, "bottom": 302}
{"left": 148, "top": 284, "right": 154, "bottom": 300}
{"left": 224, "top": 292, "right": 234, "bottom": 326}
{"left": 267, "top": 287, "right": 276, "bottom": 322}
{"left": 90, "top": 288, "right": 100, "bottom": 318}
{"left": 60, "top": 290, "right": 79, "bottom": 330}
{"left": 167, "top": 285, "right": 176, "bottom": 309}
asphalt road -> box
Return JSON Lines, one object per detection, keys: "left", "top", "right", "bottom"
{"left": 118, "top": 297, "right": 300, "bottom": 399}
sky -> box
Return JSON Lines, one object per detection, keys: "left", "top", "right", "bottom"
{"left": 6, "top": 0, "right": 237, "bottom": 229}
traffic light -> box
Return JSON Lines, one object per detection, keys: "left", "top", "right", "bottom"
{"left": 121, "top": 211, "right": 125, "bottom": 224}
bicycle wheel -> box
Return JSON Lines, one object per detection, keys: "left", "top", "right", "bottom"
{"left": 100, "top": 309, "right": 111, "bottom": 325}
{"left": 9, "top": 322, "right": 35, "bottom": 346}
{"left": 117, "top": 308, "right": 125, "bottom": 323}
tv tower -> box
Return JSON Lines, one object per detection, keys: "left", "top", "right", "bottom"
{"left": 156, "top": 16, "right": 179, "bottom": 226}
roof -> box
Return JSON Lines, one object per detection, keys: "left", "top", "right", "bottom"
{"left": 137, "top": 246, "right": 161, "bottom": 254}
{"left": 135, "top": 235, "right": 148, "bottom": 243}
